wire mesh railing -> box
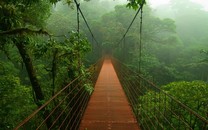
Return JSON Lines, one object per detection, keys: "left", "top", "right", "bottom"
{"left": 14, "top": 58, "right": 103, "bottom": 130}
{"left": 112, "top": 58, "right": 208, "bottom": 130}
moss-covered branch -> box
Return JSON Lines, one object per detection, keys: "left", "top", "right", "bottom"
{"left": 0, "top": 28, "right": 50, "bottom": 36}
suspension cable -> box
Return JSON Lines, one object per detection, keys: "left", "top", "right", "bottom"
{"left": 115, "top": 5, "right": 142, "bottom": 47}
{"left": 114, "top": 1, "right": 145, "bottom": 74}
{"left": 14, "top": 76, "right": 81, "bottom": 129}
{"left": 74, "top": 0, "right": 100, "bottom": 47}
{"left": 75, "top": 1, "right": 81, "bottom": 69}
{"left": 14, "top": 57, "right": 104, "bottom": 129}
{"left": 112, "top": 58, "right": 208, "bottom": 129}
{"left": 76, "top": 1, "right": 80, "bottom": 41}
{"left": 139, "top": 4, "right": 143, "bottom": 74}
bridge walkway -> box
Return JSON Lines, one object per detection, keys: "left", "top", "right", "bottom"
{"left": 79, "top": 59, "right": 140, "bottom": 130}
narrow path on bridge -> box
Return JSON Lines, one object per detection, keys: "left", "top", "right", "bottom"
{"left": 79, "top": 58, "right": 140, "bottom": 130}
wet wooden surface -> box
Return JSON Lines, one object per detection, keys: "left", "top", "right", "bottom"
{"left": 79, "top": 59, "right": 140, "bottom": 130}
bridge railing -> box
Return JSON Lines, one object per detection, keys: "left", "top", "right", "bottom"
{"left": 14, "top": 58, "right": 103, "bottom": 130}
{"left": 112, "top": 58, "right": 208, "bottom": 130}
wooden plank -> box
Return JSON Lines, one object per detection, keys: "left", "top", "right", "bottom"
{"left": 79, "top": 59, "right": 140, "bottom": 130}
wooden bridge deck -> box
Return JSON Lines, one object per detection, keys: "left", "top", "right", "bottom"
{"left": 79, "top": 59, "right": 140, "bottom": 130}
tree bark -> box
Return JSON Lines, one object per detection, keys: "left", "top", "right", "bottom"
{"left": 51, "top": 49, "right": 58, "bottom": 97}
{"left": 16, "top": 42, "right": 44, "bottom": 104}
{"left": 16, "top": 42, "right": 53, "bottom": 128}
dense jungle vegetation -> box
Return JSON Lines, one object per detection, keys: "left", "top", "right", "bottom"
{"left": 0, "top": 0, "right": 207, "bottom": 129}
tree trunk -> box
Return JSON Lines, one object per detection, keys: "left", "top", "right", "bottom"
{"left": 52, "top": 49, "right": 58, "bottom": 97}
{"left": 15, "top": 42, "right": 44, "bottom": 105}
{"left": 16, "top": 42, "right": 53, "bottom": 128}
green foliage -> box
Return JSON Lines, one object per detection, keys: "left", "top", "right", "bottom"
{"left": 201, "top": 50, "right": 208, "bottom": 62}
{"left": 84, "top": 83, "right": 94, "bottom": 95}
{"left": 0, "top": 0, "right": 93, "bottom": 128}
{"left": 105, "top": 5, "right": 182, "bottom": 85}
{"left": 49, "top": 0, "right": 73, "bottom": 5}
{"left": 0, "top": 75, "right": 36, "bottom": 129}
{"left": 162, "top": 81, "right": 208, "bottom": 116}
{"left": 1, "top": 0, "right": 208, "bottom": 128}
{"left": 126, "top": 0, "right": 146, "bottom": 9}
{"left": 28, "top": 32, "right": 91, "bottom": 98}
{"left": 138, "top": 81, "right": 208, "bottom": 129}
{"left": 106, "top": 3, "right": 207, "bottom": 85}
{"left": 169, "top": 0, "right": 208, "bottom": 43}
{"left": 0, "top": 0, "right": 51, "bottom": 30}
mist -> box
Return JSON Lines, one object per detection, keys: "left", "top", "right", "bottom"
{"left": 0, "top": 0, "right": 208, "bottom": 129}
{"left": 38, "top": 0, "right": 208, "bottom": 84}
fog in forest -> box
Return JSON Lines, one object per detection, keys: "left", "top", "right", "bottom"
{"left": 0, "top": 0, "right": 208, "bottom": 129}
{"left": 47, "top": 0, "right": 208, "bottom": 83}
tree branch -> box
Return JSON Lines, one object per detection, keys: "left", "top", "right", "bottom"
{"left": 0, "top": 28, "right": 51, "bottom": 36}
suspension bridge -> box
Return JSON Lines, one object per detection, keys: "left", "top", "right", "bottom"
{"left": 14, "top": 56, "right": 208, "bottom": 130}
{"left": 14, "top": 0, "right": 208, "bottom": 129}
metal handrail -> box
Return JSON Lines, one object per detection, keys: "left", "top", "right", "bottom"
{"left": 112, "top": 57, "right": 208, "bottom": 130}
{"left": 14, "top": 57, "right": 104, "bottom": 130}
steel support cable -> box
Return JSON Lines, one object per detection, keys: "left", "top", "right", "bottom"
{"left": 36, "top": 80, "right": 83, "bottom": 129}
{"left": 138, "top": 81, "right": 158, "bottom": 128}
{"left": 118, "top": 68, "right": 140, "bottom": 106}
{"left": 76, "top": 1, "right": 80, "bottom": 38}
{"left": 128, "top": 80, "right": 205, "bottom": 128}
{"left": 119, "top": 65, "right": 142, "bottom": 95}
{"left": 113, "top": 59, "right": 146, "bottom": 94}
{"left": 117, "top": 66, "right": 175, "bottom": 129}
{"left": 150, "top": 94, "right": 176, "bottom": 129}
{"left": 57, "top": 91, "right": 87, "bottom": 129}
{"left": 112, "top": 58, "right": 208, "bottom": 128}
{"left": 52, "top": 83, "right": 86, "bottom": 128}
{"left": 120, "top": 70, "right": 143, "bottom": 96}
{"left": 67, "top": 91, "right": 88, "bottom": 129}
{"left": 112, "top": 61, "right": 143, "bottom": 113}
{"left": 121, "top": 79, "right": 135, "bottom": 107}
{"left": 116, "top": 65, "right": 164, "bottom": 129}
{"left": 163, "top": 100, "right": 194, "bottom": 129}
{"left": 14, "top": 76, "right": 81, "bottom": 129}
{"left": 57, "top": 87, "right": 88, "bottom": 129}
{"left": 73, "top": 93, "right": 90, "bottom": 129}
{"left": 48, "top": 83, "right": 86, "bottom": 129}
{"left": 118, "top": 64, "right": 203, "bottom": 129}
{"left": 147, "top": 96, "right": 176, "bottom": 129}
{"left": 118, "top": 75, "right": 154, "bottom": 127}
{"left": 118, "top": 71, "right": 174, "bottom": 129}
{"left": 139, "top": 79, "right": 208, "bottom": 126}
{"left": 115, "top": 68, "right": 129, "bottom": 93}
{"left": 156, "top": 95, "right": 192, "bottom": 129}
{"left": 57, "top": 92, "right": 87, "bottom": 129}
{"left": 64, "top": 91, "right": 89, "bottom": 130}
{"left": 14, "top": 57, "right": 104, "bottom": 129}
{"left": 165, "top": 107, "right": 192, "bottom": 129}
{"left": 68, "top": 92, "right": 90, "bottom": 130}
{"left": 114, "top": 62, "right": 154, "bottom": 128}
{"left": 115, "top": 5, "right": 142, "bottom": 47}
{"left": 66, "top": 94, "right": 90, "bottom": 130}
{"left": 112, "top": 58, "right": 143, "bottom": 99}
{"left": 75, "top": 1, "right": 83, "bottom": 69}
{"left": 139, "top": 5, "right": 143, "bottom": 74}
{"left": 87, "top": 56, "right": 104, "bottom": 72}
{"left": 74, "top": 0, "right": 100, "bottom": 47}
{"left": 69, "top": 61, "right": 104, "bottom": 129}
{"left": 59, "top": 58, "right": 102, "bottom": 128}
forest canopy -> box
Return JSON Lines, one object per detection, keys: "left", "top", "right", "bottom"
{"left": 0, "top": 0, "right": 208, "bottom": 129}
